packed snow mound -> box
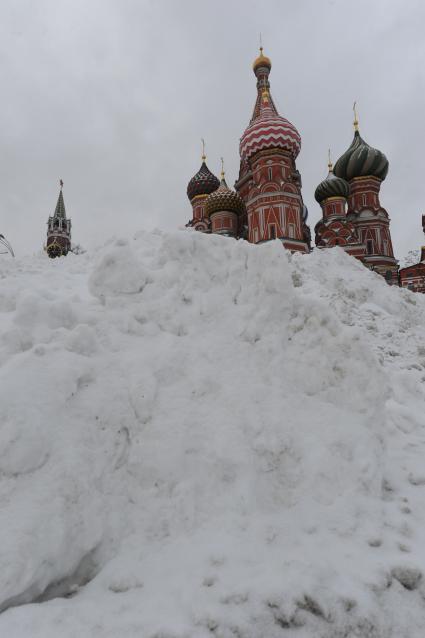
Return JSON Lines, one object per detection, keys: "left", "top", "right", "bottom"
{"left": 0, "top": 230, "right": 425, "bottom": 637}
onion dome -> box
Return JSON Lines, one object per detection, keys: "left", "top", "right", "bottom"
{"left": 205, "top": 171, "right": 246, "bottom": 218}
{"left": 240, "top": 88, "right": 301, "bottom": 161}
{"left": 187, "top": 159, "right": 220, "bottom": 201}
{"left": 333, "top": 131, "right": 388, "bottom": 181}
{"left": 253, "top": 47, "right": 271, "bottom": 73}
{"left": 315, "top": 156, "right": 350, "bottom": 203}
{"left": 333, "top": 108, "right": 388, "bottom": 181}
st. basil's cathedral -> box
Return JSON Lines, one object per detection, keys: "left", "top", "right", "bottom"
{"left": 186, "top": 47, "right": 413, "bottom": 287}
{"left": 3, "top": 46, "right": 422, "bottom": 292}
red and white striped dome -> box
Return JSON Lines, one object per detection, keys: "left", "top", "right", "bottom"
{"left": 239, "top": 91, "right": 301, "bottom": 161}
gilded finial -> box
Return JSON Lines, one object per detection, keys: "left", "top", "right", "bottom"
{"left": 327, "top": 149, "right": 333, "bottom": 172}
{"left": 353, "top": 101, "right": 359, "bottom": 132}
{"left": 253, "top": 36, "right": 271, "bottom": 71}
{"left": 201, "top": 138, "right": 206, "bottom": 161}
{"left": 60, "top": 179, "right": 64, "bottom": 189}
{"left": 220, "top": 157, "right": 225, "bottom": 179}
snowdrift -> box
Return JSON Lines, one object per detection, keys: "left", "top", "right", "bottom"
{"left": 0, "top": 230, "right": 425, "bottom": 637}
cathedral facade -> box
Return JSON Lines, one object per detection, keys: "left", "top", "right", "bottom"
{"left": 186, "top": 48, "right": 402, "bottom": 285}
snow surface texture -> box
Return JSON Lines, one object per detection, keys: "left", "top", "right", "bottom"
{"left": 0, "top": 230, "right": 425, "bottom": 637}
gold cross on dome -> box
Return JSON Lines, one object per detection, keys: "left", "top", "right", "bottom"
{"left": 328, "top": 148, "right": 333, "bottom": 171}
{"left": 353, "top": 101, "right": 359, "bottom": 131}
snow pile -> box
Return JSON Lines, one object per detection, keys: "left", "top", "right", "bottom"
{"left": 0, "top": 230, "right": 425, "bottom": 637}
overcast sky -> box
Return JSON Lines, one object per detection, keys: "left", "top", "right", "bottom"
{"left": 1, "top": 0, "right": 424, "bottom": 259}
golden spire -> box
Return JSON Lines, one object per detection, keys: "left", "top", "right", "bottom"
{"left": 220, "top": 157, "right": 225, "bottom": 180}
{"left": 327, "top": 148, "right": 333, "bottom": 172}
{"left": 201, "top": 138, "right": 206, "bottom": 161}
{"left": 353, "top": 101, "right": 359, "bottom": 132}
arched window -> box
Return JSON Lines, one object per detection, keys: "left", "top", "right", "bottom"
{"left": 268, "top": 167, "right": 273, "bottom": 181}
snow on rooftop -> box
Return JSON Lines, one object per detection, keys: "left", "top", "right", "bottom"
{"left": 0, "top": 230, "right": 425, "bottom": 637}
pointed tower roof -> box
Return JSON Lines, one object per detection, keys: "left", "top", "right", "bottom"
{"left": 250, "top": 47, "right": 279, "bottom": 122}
{"left": 239, "top": 47, "right": 301, "bottom": 161}
{"left": 240, "top": 84, "right": 301, "bottom": 161}
{"left": 53, "top": 181, "right": 67, "bottom": 219}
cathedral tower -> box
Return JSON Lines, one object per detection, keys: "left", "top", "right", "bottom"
{"left": 235, "top": 48, "right": 310, "bottom": 252}
{"left": 186, "top": 145, "right": 220, "bottom": 233}
{"left": 46, "top": 180, "right": 71, "bottom": 258}
{"left": 314, "top": 153, "right": 365, "bottom": 259}
{"left": 333, "top": 108, "right": 398, "bottom": 282}
{"left": 205, "top": 162, "right": 246, "bottom": 237}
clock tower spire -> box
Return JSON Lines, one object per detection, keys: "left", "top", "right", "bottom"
{"left": 46, "top": 180, "right": 72, "bottom": 258}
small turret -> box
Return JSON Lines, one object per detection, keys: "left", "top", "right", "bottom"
{"left": 205, "top": 159, "right": 245, "bottom": 237}
{"left": 314, "top": 151, "right": 365, "bottom": 259}
{"left": 186, "top": 141, "right": 220, "bottom": 232}
{"left": 315, "top": 152, "right": 350, "bottom": 205}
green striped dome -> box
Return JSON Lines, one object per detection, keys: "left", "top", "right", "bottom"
{"left": 333, "top": 131, "right": 389, "bottom": 182}
{"left": 314, "top": 170, "right": 349, "bottom": 203}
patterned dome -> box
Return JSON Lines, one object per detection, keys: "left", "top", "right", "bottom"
{"left": 187, "top": 161, "right": 220, "bottom": 201}
{"left": 205, "top": 177, "right": 246, "bottom": 218}
{"left": 240, "top": 90, "right": 301, "bottom": 161}
{"left": 333, "top": 130, "right": 389, "bottom": 182}
{"left": 315, "top": 168, "right": 350, "bottom": 203}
